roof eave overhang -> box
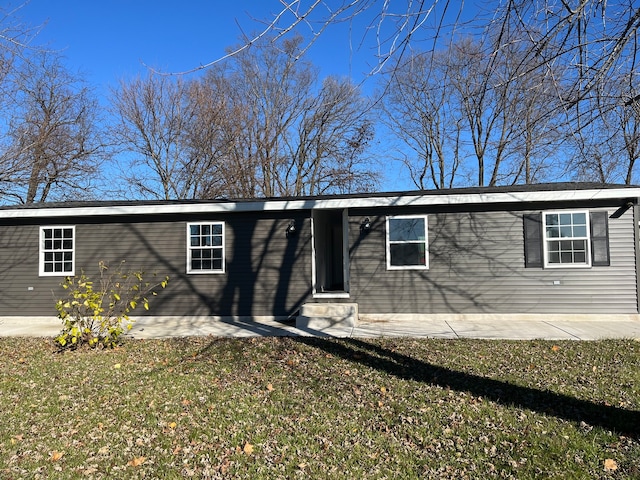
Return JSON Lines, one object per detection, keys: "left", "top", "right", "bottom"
{"left": 1, "top": 187, "right": 639, "bottom": 219}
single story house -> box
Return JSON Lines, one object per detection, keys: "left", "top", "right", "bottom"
{"left": 1, "top": 182, "right": 639, "bottom": 328}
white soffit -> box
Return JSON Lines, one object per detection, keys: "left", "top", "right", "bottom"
{"left": 0, "top": 187, "right": 638, "bottom": 219}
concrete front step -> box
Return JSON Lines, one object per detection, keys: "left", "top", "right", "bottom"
{"left": 296, "top": 303, "right": 359, "bottom": 330}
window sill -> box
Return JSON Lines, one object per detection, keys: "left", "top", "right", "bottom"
{"left": 186, "top": 270, "right": 226, "bottom": 275}
{"left": 386, "top": 266, "right": 429, "bottom": 271}
{"left": 543, "top": 263, "right": 592, "bottom": 269}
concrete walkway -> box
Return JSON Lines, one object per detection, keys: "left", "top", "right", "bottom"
{"left": 1, "top": 315, "right": 640, "bottom": 340}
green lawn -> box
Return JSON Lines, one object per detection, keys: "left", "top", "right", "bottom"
{"left": 1, "top": 336, "right": 638, "bottom": 479}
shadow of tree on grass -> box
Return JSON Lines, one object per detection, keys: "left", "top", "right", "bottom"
{"left": 294, "top": 336, "right": 640, "bottom": 439}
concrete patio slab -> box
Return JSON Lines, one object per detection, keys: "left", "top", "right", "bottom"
{"left": 349, "top": 318, "right": 457, "bottom": 338}
{"left": 0, "top": 317, "right": 60, "bottom": 337}
{"left": 129, "top": 316, "right": 305, "bottom": 339}
{"left": 0, "top": 315, "right": 639, "bottom": 341}
{"left": 541, "top": 320, "right": 640, "bottom": 340}
{"left": 444, "top": 319, "right": 580, "bottom": 340}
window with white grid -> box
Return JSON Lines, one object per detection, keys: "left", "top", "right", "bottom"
{"left": 40, "top": 226, "right": 75, "bottom": 276}
{"left": 187, "top": 222, "right": 225, "bottom": 273}
{"left": 543, "top": 211, "right": 591, "bottom": 267}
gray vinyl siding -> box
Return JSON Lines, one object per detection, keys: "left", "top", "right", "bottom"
{"left": 349, "top": 207, "right": 638, "bottom": 315}
{"left": 1, "top": 199, "right": 637, "bottom": 318}
{"left": 0, "top": 213, "right": 312, "bottom": 318}
{"left": 0, "top": 224, "right": 48, "bottom": 315}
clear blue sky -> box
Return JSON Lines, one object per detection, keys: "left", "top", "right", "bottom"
{"left": 13, "top": 1, "right": 375, "bottom": 98}
{"left": 10, "top": 1, "right": 477, "bottom": 192}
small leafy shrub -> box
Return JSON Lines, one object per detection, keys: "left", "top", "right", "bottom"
{"left": 54, "top": 261, "right": 169, "bottom": 349}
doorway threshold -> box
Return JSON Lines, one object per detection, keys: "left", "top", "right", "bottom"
{"left": 313, "top": 292, "right": 350, "bottom": 299}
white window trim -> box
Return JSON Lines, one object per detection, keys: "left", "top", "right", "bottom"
{"left": 386, "top": 215, "right": 429, "bottom": 270}
{"left": 186, "top": 222, "right": 226, "bottom": 274}
{"left": 39, "top": 225, "right": 76, "bottom": 277}
{"left": 542, "top": 210, "right": 591, "bottom": 269}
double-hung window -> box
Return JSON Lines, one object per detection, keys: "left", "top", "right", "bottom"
{"left": 386, "top": 215, "right": 429, "bottom": 270}
{"left": 187, "top": 222, "right": 225, "bottom": 273}
{"left": 542, "top": 211, "right": 590, "bottom": 267}
{"left": 524, "top": 210, "right": 610, "bottom": 268}
{"left": 40, "top": 226, "right": 75, "bottom": 276}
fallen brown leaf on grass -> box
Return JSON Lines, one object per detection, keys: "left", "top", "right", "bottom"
{"left": 243, "top": 442, "right": 254, "bottom": 455}
{"left": 128, "top": 456, "right": 146, "bottom": 467}
{"left": 604, "top": 458, "right": 618, "bottom": 471}
{"left": 50, "top": 450, "right": 64, "bottom": 462}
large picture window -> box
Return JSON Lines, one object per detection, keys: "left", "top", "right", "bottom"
{"left": 187, "top": 222, "right": 225, "bottom": 273}
{"left": 542, "top": 211, "right": 590, "bottom": 267}
{"left": 386, "top": 215, "right": 428, "bottom": 270}
{"left": 39, "top": 226, "right": 75, "bottom": 276}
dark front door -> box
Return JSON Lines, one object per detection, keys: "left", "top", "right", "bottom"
{"left": 312, "top": 209, "right": 348, "bottom": 293}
